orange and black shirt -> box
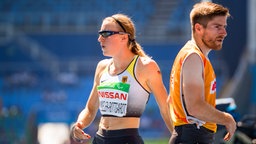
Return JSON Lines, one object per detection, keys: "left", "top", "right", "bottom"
{"left": 169, "top": 40, "right": 217, "bottom": 132}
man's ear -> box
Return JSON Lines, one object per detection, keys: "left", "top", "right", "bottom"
{"left": 195, "top": 23, "right": 202, "bottom": 32}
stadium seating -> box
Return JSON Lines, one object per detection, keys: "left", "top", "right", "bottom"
{"left": 0, "top": 0, "right": 229, "bottom": 143}
{"left": 0, "top": 0, "right": 155, "bottom": 32}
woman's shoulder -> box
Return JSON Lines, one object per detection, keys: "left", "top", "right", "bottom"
{"left": 96, "top": 58, "right": 111, "bottom": 72}
{"left": 137, "top": 56, "right": 159, "bottom": 71}
{"left": 138, "top": 56, "right": 157, "bottom": 66}
{"left": 98, "top": 58, "right": 111, "bottom": 66}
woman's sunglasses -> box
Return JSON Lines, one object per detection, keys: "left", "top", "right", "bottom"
{"left": 98, "top": 30, "right": 128, "bottom": 38}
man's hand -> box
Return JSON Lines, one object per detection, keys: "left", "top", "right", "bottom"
{"left": 223, "top": 112, "right": 237, "bottom": 141}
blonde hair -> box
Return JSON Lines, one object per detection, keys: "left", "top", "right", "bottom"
{"left": 190, "top": 2, "right": 230, "bottom": 32}
{"left": 104, "top": 13, "right": 147, "bottom": 57}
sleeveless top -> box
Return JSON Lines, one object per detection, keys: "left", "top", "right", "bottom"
{"left": 97, "top": 55, "right": 150, "bottom": 117}
{"left": 169, "top": 40, "right": 217, "bottom": 132}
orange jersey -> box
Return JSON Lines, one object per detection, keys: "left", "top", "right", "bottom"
{"left": 169, "top": 40, "right": 217, "bottom": 132}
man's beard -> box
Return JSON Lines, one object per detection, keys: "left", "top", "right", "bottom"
{"left": 202, "top": 37, "right": 223, "bottom": 51}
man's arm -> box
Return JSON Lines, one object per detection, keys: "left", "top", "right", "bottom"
{"left": 182, "top": 53, "right": 236, "bottom": 141}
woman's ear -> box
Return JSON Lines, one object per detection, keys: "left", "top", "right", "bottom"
{"left": 121, "top": 35, "right": 128, "bottom": 41}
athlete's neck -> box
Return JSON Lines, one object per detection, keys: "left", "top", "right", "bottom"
{"left": 110, "top": 54, "right": 136, "bottom": 75}
{"left": 190, "top": 39, "right": 211, "bottom": 57}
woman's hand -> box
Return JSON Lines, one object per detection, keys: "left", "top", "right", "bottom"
{"left": 71, "top": 122, "right": 91, "bottom": 143}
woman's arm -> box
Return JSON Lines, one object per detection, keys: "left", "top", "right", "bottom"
{"left": 71, "top": 60, "right": 108, "bottom": 140}
{"left": 142, "top": 58, "right": 174, "bottom": 133}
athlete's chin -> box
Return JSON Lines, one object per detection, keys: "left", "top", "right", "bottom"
{"left": 214, "top": 42, "right": 223, "bottom": 50}
{"left": 102, "top": 51, "right": 107, "bottom": 56}
{"left": 216, "top": 47, "right": 222, "bottom": 51}
{"left": 102, "top": 52, "right": 112, "bottom": 57}
{"left": 213, "top": 45, "right": 223, "bottom": 51}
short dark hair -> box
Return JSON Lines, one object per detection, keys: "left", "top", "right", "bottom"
{"left": 190, "top": 2, "right": 230, "bottom": 31}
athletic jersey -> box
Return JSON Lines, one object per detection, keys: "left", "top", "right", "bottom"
{"left": 169, "top": 40, "right": 217, "bottom": 132}
{"left": 97, "top": 55, "right": 150, "bottom": 117}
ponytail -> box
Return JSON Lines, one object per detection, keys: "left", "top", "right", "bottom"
{"left": 129, "top": 39, "right": 147, "bottom": 57}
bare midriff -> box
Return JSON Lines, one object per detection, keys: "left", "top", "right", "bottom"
{"left": 99, "top": 117, "right": 140, "bottom": 130}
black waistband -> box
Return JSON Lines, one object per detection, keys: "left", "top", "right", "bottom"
{"left": 175, "top": 124, "right": 214, "bottom": 133}
{"left": 97, "top": 128, "right": 139, "bottom": 138}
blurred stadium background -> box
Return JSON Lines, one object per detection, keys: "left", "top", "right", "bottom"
{"left": 0, "top": 0, "right": 255, "bottom": 143}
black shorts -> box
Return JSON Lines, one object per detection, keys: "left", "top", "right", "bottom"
{"left": 169, "top": 124, "right": 215, "bottom": 144}
{"left": 92, "top": 128, "right": 144, "bottom": 144}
